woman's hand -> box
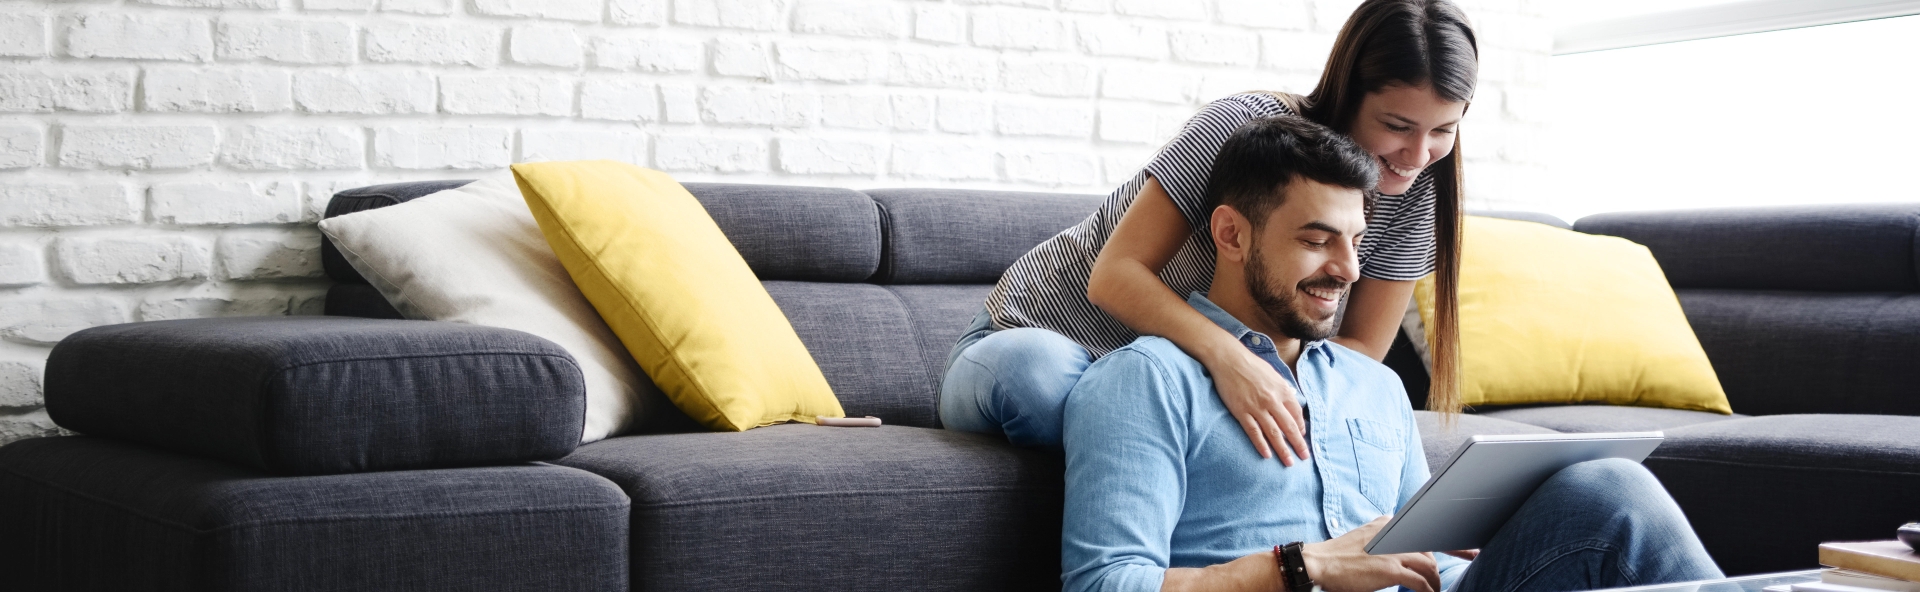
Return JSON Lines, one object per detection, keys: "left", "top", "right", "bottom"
{"left": 1201, "top": 340, "right": 1310, "bottom": 465}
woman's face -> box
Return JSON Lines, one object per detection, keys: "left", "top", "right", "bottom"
{"left": 1347, "top": 84, "right": 1468, "bottom": 196}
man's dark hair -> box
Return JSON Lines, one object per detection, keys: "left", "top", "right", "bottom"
{"left": 1203, "top": 116, "right": 1379, "bottom": 229}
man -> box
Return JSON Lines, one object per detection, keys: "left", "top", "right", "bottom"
{"left": 1061, "top": 117, "right": 1722, "bottom": 592}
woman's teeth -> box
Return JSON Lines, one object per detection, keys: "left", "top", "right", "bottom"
{"left": 1381, "top": 158, "right": 1419, "bottom": 177}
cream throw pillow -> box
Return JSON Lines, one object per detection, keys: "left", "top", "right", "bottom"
{"left": 317, "top": 173, "right": 666, "bottom": 442}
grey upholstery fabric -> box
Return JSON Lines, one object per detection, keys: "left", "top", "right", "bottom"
{"left": 555, "top": 424, "right": 1063, "bottom": 591}
{"left": 46, "top": 317, "right": 586, "bottom": 475}
{"left": 882, "top": 284, "right": 996, "bottom": 423}
{"left": 1476, "top": 405, "right": 1742, "bottom": 433}
{"left": 323, "top": 283, "right": 402, "bottom": 319}
{"left": 322, "top": 179, "right": 476, "bottom": 285}
{"left": 684, "top": 183, "right": 881, "bottom": 282}
{"left": 865, "top": 188, "right": 1101, "bottom": 284}
{"left": 1576, "top": 204, "right": 1920, "bottom": 291}
{"left": 1471, "top": 210, "right": 1571, "bottom": 229}
{"left": 1679, "top": 290, "right": 1920, "bottom": 416}
{"left": 1413, "top": 411, "right": 1560, "bottom": 471}
{"left": 764, "top": 281, "right": 938, "bottom": 428}
{"left": 0, "top": 436, "right": 629, "bottom": 592}
{"left": 1645, "top": 415, "right": 1920, "bottom": 575}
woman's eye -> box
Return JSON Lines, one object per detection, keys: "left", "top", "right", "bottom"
{"left": 1385, "top": 124, "right": 1411, "bottom": 133}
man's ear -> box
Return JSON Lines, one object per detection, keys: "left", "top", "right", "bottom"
{"left": 1209, "top": 205, "right": 1252, "bottom": 263}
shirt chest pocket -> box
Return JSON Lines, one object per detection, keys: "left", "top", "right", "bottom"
{"left": 1346, "top": 418, "right": 1405, "bottom": 513}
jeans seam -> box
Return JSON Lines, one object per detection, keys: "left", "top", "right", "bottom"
{"left": 1496, "top": 539, "right": 1634, "bottom": 592}
{"left": 953, "top": 353, "right": 1003, "bottom": 429}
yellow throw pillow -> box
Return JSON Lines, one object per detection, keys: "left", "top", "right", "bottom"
{"left": 512, "top": 160, "right": 844, "bottom": 431}
{"left": 1414, "top": 216, "right": 1732, "bottom": 413}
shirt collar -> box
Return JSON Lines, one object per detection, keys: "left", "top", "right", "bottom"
{"left": 1187, "top": 292, "right": 1326, "bottom": 356}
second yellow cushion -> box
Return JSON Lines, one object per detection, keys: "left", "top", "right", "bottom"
{"left": 1415, "top": 216, "right": 1732, "bottom": 414}
{"left": 513, "top": 160, "right": 844, "bottom": 432}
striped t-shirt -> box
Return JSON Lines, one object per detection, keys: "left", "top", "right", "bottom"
{"left": 984, "top": 92, "right": 1439, "bottom": 357}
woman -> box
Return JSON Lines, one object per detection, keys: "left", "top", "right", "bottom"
{"left": 940, "top": 0, "right": 1472, "bottom": 461}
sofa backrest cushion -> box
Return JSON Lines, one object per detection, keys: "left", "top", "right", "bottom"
{"left": 866, "top": 188, "right": 1101, "bottom": 284}
{"left": 1677, "top": 289, "right": 1920, "bottom": 416}
{"left": 766, "top": 282, "right": 993, "bottom": 429}
{"left": 682, "top": 183, "right": 881, "bottom": 282}
{"left": 1575, "top": 204, "right": 1920, "bottom": 292}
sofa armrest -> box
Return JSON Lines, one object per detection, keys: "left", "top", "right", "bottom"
{"left": 45, "top": 316, "right": 586, "bottom": 475}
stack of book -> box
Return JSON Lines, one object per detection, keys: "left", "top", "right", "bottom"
{"left": 1781, "top": 541, "right": 1920, "bottom": 592}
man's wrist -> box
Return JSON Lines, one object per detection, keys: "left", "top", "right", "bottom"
{"left": 1276, "top": 542, "right": 1313, "bottom": 592}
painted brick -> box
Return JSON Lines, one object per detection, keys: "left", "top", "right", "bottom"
{"left": 519, "top": 129, "right": 645, "bottom": 164}
{"left": 1217, "top": 0, "right": 1310, "bottom": 29}
{"left": 0, "top": 183, "right": 136, "bottom": 227}
{"left": 372, "top": 126, "right": 513, "bottom": 169}
{"left": 60, "top": 125, "right": 218, "bottom": 170}
{"left": 1198, "top": 72, "right": 1313, "bottom": 103}
{"left": 1113, "top": 0, "right": 1206, "bottom": 20}
{"left": 217, "top": 229, "right": 324, "bottom": 280}
{"left": 364, "top": 22, "right": 500, "bottom": 67}
{"left": 775, "top": 41, "right": 882, "bottom": 83}
{"left": 1060, "top": 0, "right": 1109, "bottom": 12}
{"left": 887, "top": 49, "right": 994, "bottom": 90}
{"left": 382, "top": 0, "right": 453, "bottom": 15}
{"left": 609, "top": 0, "right": 668, "bottom": 26}
{"left": 150, "top": 181, "right": 304, "bottom": 225}
{"left": 0, "top": 243, "right": 45, "bottom": 287}
{"left": 971, "top": 8, "right": 1067, "bottom": 51}
{"left": 793, "top": 0, "right": 905, "bottom": 38}
{"left": 66, "top": 12, "right": 213, "bottom": 62}
{"left": 1261, "top": 31, "right": 1336, "bottom": 71}
{"left": 911, "top": 6, "right": 965, "bottom": 44}
{"left": 0, "top": 67, "right": 135, "bottom": 113}
{"left": 996, "top": 101, "right": 1095, "bottom": 138}
{"left": 777, "top": 137, "right": 884, "bottom": 175}
{"left": 510, "top": 25, "right": 584, "bottom": 68}
{"left": 889, "top": 93, "right": 935, "bottom": 131}
{"left": 1102, "top": 152, "right": 1146, "bottom": 184}
{"left": 56, "top": 235, "right": 212, "bottom": 285}
{"left": 293, "top": 290, "right": 328, "bottom": 315}
{"left": 937, "top": 96, "right": 992, "bottom": 134}
{"left": 579, "top": 78, "right": 660, "bottom": 122}
{"left": 139, "top": 295, "right": 292, "bottom": 322}
{"left": 819, "top": 92, "right": 890, "bottom": 130}
{"left": 1504, "top": 85, "right": 1549, "bottom": 123}
{"left": 220, "top": 125, "right": 365, "bottom": 170}
{"left": 0, "top": 410, "right": 65, "bottom": 444}
{"left": 217, "top": 18, "right": 354, "bottom": 65}
{"left": 701, "top": 86, "right": 817, "bottom": 127}
{"left": 1098, "top": 103, "right": 1172, "bottom": 144}
{"left": 293, "top": 70, "right": 436, "bottom": 115}
{"left": 303, "top": 180, "right": 364, "bottom": 222}
{"left": 712, "top": 38, "right": 772, "bottom": 79}
{"left": 440, "top": 74, "right": 573, "bottom": 117}
{"left": 0, "top": 125, "right": 41, "bottom": 169}
{"left": 1101, "top": 65, "right": 1198, "bottom": 104}
{"left": 1004, "top": 149, "right": 1098, "bottom": 186}
{"left": 660, "top": 83, "right": 699, "bottom": 123}
{"left": 1076, "top": 20, "right": 1168, "bottom": 59}
{"left": 143, "top": 67, "right": 293, "bottom": 113}
{"left": 1313, "top": 0, "right": 1364, "bottom": 31}
{"left": 0, "top": 14, "right": 48, "bottom": 58}
{"left": 304, "top": 0, "right": 375, "bottom": 10}
{"left": 890, "top": 141, "right": 993, "bottom": 180}
{"left": 593, "top": 35, "right": 704, "bottom": 72}
{"left": 673, "top": 0, "right": 790, "bottom": 31}
{"left": 137, "top": 0, "right": 280, "bottom": 8}
{"left": 1170, "top": 28, "right": 1259, "bottom": 66}
{"left": 0, "top": 297, "right": 128, "bottom": 346}
{"left": 653, "top": 134, "right": 768, "bottom": 172}
{"left": 471, "top": 0, "right": 604, "bottom": 22}
{"left": 0, "top": 361, "right": 41, "bottom": 408}
{"left": 1001, "top": 57, "right": 1096, "bottom": 98}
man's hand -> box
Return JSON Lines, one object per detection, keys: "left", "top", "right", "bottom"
{"left": 1300, "top": 516, "right": 1441, "bottom": 592}
{"left": 1206, "top": 344, "right": 1311, "bottom": 464}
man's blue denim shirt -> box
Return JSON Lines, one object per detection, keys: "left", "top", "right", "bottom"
{"left": 1061, "top": 292, "right": 1468, "bottom": 592}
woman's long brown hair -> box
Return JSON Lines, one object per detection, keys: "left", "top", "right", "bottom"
{"left": 1294, "top": 0, "right": 1477, "bottom": 417}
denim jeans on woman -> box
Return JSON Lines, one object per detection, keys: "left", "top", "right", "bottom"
{"left": 938, "top": 308, "right": 1092, "bottom": 448}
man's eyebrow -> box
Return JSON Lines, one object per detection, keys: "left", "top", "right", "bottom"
{"left": 1299, "top": 221, "right": 1344, "bottom": 235}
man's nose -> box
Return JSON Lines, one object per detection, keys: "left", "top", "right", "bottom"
{"left": 1329, "top": 242, "right": 1361, "bottom": 282}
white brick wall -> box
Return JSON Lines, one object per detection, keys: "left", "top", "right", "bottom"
{"left": 0, "top": 0, "right": 1553, "bottom": 442}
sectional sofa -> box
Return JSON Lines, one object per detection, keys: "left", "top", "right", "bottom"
{"left": 1, "top": 181, "right": 1914, "bottom": 590}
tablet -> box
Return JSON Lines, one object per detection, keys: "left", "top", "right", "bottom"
{"left": 1365, "top": 431, "right": 1665, "bottom": 555}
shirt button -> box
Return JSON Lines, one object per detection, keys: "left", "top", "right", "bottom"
{"left": 1245, "top": 335, "right": 1262, "bottom": 346}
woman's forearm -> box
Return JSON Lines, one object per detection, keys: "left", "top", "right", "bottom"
{"left": 1088, "top": 255, "right": 1241, "bottom": 365}
{"left": 1331, "top": 277, "right": 1416, "bottom": 361}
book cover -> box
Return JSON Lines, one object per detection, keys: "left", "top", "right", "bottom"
{"left": 1826, "top": 568, "right": 1920, "bottom": 592}
{"left": 1821, "top": 541, "right": 1920, "bottom": 583}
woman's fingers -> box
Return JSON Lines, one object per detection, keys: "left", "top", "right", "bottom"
{"left": 1277, "top": 388, "right": 1310, "bottom": 460}
{"left": 1255, "top": 411, "right": 1294, "bottom": 466}
{"left": 1235, "top": 413, "right": 1274, "bottom": 460}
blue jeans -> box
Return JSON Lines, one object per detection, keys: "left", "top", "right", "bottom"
{"left": 939, "top": 309, "right": 1092, "bottom": 448}
{"left": 1453, "top": 457, "right": 1723, "bottom": 592}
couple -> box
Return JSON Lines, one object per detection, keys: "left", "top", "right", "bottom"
{"left": 936, "top": 2, "right": 1725, "bottom": 590}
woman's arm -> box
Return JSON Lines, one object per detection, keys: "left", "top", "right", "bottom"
{"left": 1087, "top": 176, "right": 1310, "bottom": 464}
{"left": 1331, "top": 277, "right": 1415, "bottom": 361}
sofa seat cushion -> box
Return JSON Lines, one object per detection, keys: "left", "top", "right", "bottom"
{"left": 1475, "top": 405, "right": 1744, "bottom": 433}
{"left": 555, "top": 424, "right": 1063, "bottom": 591}
{"left": 1645, "top": 415, "right": 1920, "bottom": 575}
{"left": 1413, "top": 411, "right": 1560, "bottom": 478}
{"left": 0, "top": 436, "right": 629, "bottom": 592}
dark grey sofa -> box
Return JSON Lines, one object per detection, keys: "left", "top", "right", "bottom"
{"left": 1, "top": 181, "right": 1915, "bottom": 590}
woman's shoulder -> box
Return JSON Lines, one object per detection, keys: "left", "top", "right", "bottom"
{"left": 1195, "top": 92, "right": 1300, "bottom": 123}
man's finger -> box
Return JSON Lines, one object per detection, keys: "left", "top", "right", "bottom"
{"left": 1406, "top": 553, "right": 1442, "bottom": 592}
{"left": 1236, "top": 415, "right": 1273, "bottom": 460}
{"left": 1281, "top": 394, "right": 1310, "bottom": 460}
{"left": 1395, "top": 567, "right": 1437, "bottom": 592}
{"left": 1255, "top": 412, "right": 1294, "bottom": 467}
{"left": 1444, "top": 549, "right": 1480, "bottom": 560}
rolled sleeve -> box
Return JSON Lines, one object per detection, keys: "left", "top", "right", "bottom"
{"left": 1061, "top": 349, "right": 1192, "bottom": 592}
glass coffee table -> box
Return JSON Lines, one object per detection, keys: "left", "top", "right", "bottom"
{"left": 1591, "top": 569, "right": 1821, "bottom": 592}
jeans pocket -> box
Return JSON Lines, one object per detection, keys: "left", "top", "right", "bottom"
{"left": 1347, "top": 418, "right": 1405, "bottom": 513}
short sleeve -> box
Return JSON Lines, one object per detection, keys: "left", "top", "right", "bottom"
{"left": 1360, "top": 176, "right": 1440, "bottom": 281}
{"left": 1142, "top": 95, "right": 1288, "bottom": 233}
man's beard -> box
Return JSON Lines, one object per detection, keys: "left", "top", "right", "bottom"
{"left": 1246, "top": 241, "right": 1347, "bottom": 342}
